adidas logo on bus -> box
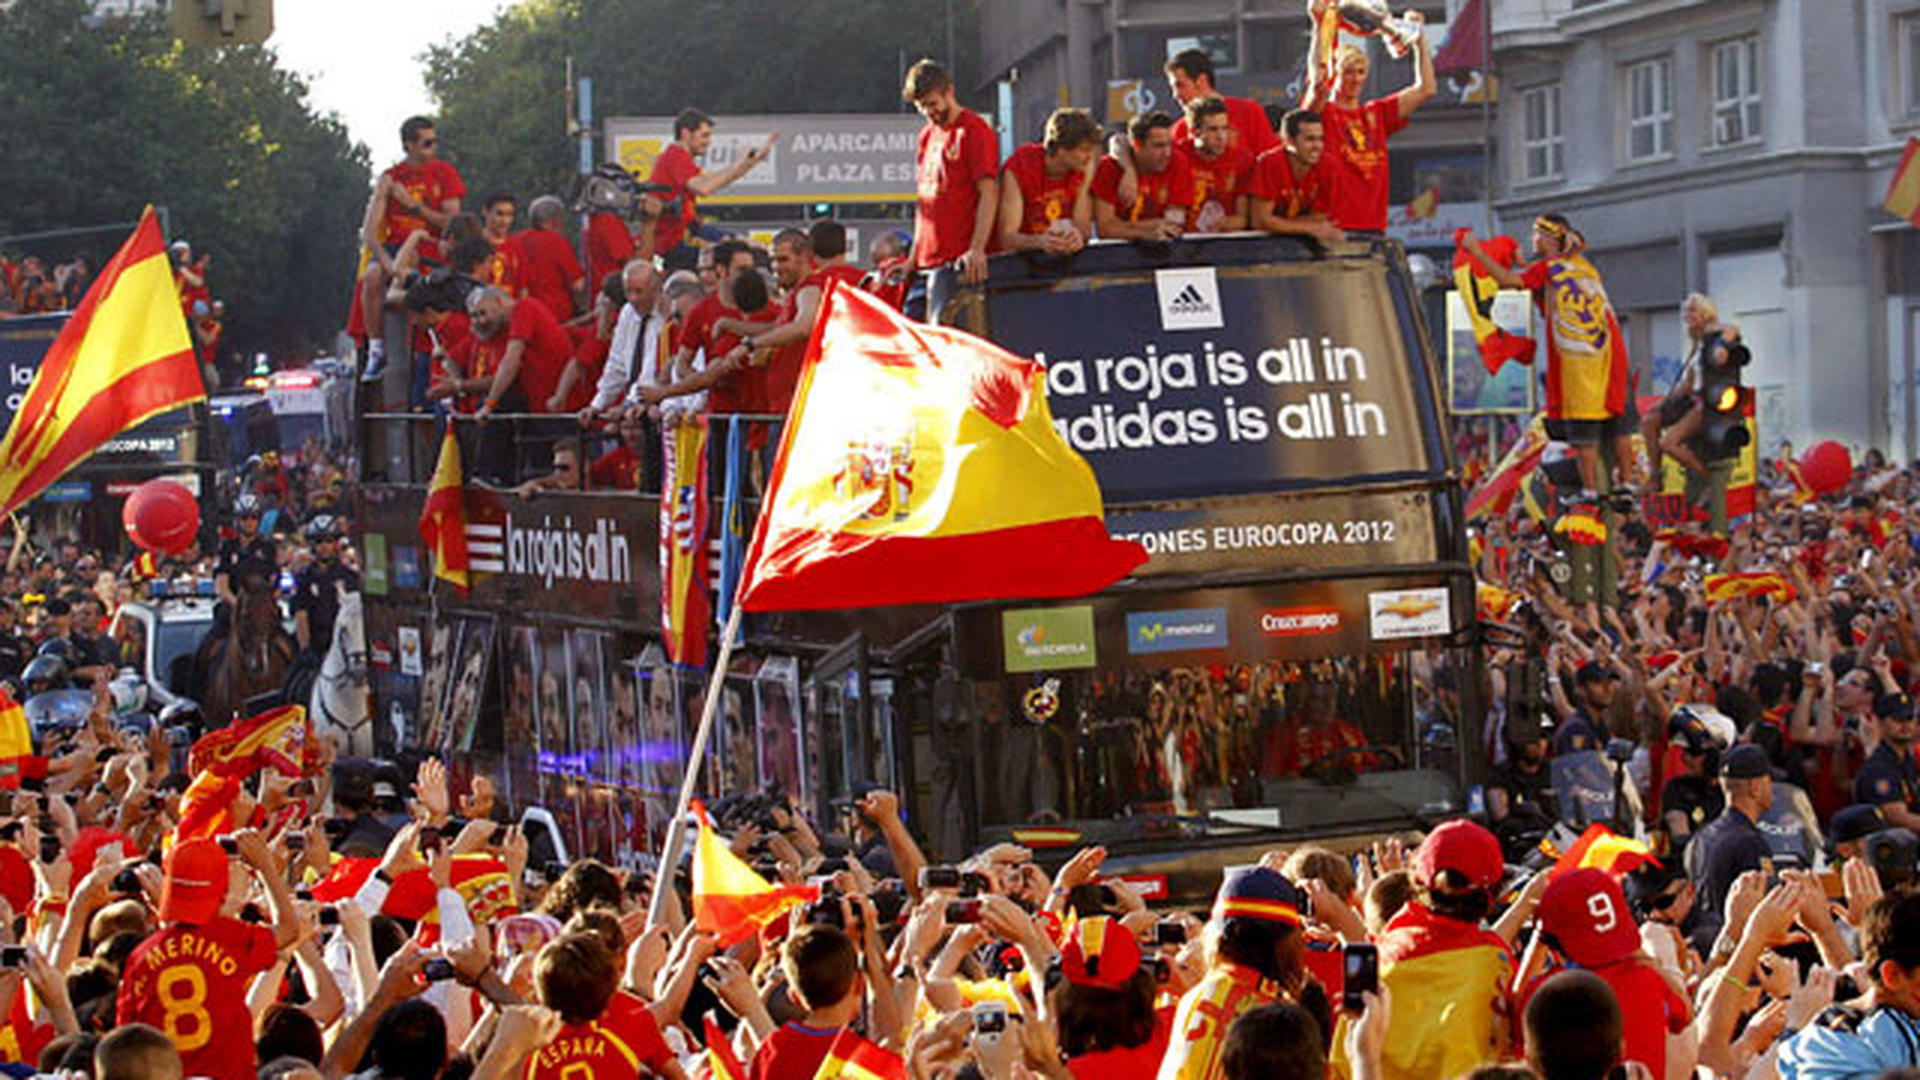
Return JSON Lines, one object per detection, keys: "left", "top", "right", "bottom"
{"left": 1154, "top": 267, "right": 1225, "bottom": 330}
{"left": 1168, "top": 283, "right": 1212, "bottom": 316}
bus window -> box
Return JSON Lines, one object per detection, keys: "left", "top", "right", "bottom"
{"left": 972, "top": 649, "right": 1467, "bottom": 834}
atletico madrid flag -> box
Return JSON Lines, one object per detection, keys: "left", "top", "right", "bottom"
{"left": 418, "top": 419, "right": 470, "bottom": 591}
{"left": 1549, "top": 824, "right": 1656, "bottom": 879}
{"left": 0, "top": 207, "right": 204, "bottom": 516}
{"left": 662, "top": 416, "right": 711, "bottom": 665}
{"left": 691, "top": 800, "right": 815, "bottom": 947}
{"left": 738, "top": 282, "right": 1146, "bottom": 612}
{"left": 0, "top": 686, "right": 44, "bottom": 791}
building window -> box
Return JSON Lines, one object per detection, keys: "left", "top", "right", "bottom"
{"left": 1710, "top": 37, "right": 1762, "bottom": 146}
{"left": 1904, "top": 13, "right": 1920, "bottom": 117}
{"left": 1521, "top": 84, "right": 1564, "bottom": 180}
{"left": 1626, "top": 57, "right": 1674, "bottom": 161}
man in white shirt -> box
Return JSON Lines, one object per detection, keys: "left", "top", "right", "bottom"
{"left": 580, "top": 260, "right": 663, "bottom": 422}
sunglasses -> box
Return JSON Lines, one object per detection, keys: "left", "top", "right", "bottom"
{"left": 1649, "top": 884, "right": 1689, "bottom": 910}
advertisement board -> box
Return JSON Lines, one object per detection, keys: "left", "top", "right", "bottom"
{"left": 0, "top": 314, "right": 63, "bottom": 438}
{"left": 603, "top": 113, "right": 921, "bottom": 206}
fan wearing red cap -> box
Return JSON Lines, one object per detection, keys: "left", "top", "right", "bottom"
{"left": 113, "top": 830, "right": 296, "bottom": 1080}
{"left": 1334, "top": 820, "right": 1515, "bottom": 1080}
{"left": 1049, "top": 916, "right": 1169, "bottom": 1080}
{"left": 1160, "top": 866, "right": 1306, "bottom": 1080}
{"left": 1522, "top": 869, "right": 1691, "bottom": 1080}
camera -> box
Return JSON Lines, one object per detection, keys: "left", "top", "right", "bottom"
{"left": 1154, "top": 919, "right": 1188, "bottom": 946}
{"left": 944, "top": 898, "right": 985, "bottom": 924}
{"left": 401, "top": 266, "right": 481, "bottom": 315}
{"left": 421, "top": 958, "right": 458, "bottom": 983}
{"left": 111, "top": 869, "right": 141, "bottom": 896}
{"left": 318, "top": 907, "right": 341, "bottom": 927}
{"left": 918, "top": 866, "right": 989, "bottom": 896}
{"left": 0, "top": 946, "right": 26, "bottom": 968}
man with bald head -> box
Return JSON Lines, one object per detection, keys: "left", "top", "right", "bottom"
{"left": 509, "top": 194, "right": 587, "bottom": 321}
{"left": 581, "top": 259, "right": 666, "bottom": 422}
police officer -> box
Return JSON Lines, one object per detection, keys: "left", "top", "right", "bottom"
{"left": 1555, "top": 661, "right": 1616, "bottom": 754}
{"left": 1490, "top": 710, "right": 1559, "bottom": 851}
{"left": 290, "top": 515, "right": 358, "bottom": 658}
{"left": 1855, "top": 692, "right": 1920, "bottom": 835}
{"left": 1683, "top": 743, "right": 1774, "bottom": 944}
{"left": 215, "top": 493, "right": 279, "bottom": 605}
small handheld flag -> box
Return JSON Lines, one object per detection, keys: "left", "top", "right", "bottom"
{"left": 419, "top": 420, "right": 470, "bottom": 591}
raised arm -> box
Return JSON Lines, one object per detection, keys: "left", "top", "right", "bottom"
{"left": 1396, "top": 13, "right": 1437, "bottom": 120}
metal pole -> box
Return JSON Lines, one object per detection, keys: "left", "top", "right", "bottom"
{"left": 1481, "top": 0, "right": 1495, "bottom": 235}
{"left": 645, "top": 602, "right": 746, "bottom": 926}
{"left": 0, "top": 222, "right": 144, "bottom": 248}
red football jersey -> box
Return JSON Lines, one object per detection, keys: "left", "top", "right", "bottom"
{"left": 1318, "top": 98, "right": 1406, "bottom": 232}
{"left": 509, "top": 228, "right": 584, "bottom": 322}
{"left": 649, "top": 143, "right": 702, "bottom": 255}
{"left": 913, "top": 109, "right": 999, "bottom": 268}
{"left": 116, "top": 919, "right": 279, "bottom": 1080}
{"left": 1248, "top": 148, "right": 1330, "bottom": 220}
{"left": 380, "top": 159, "right": 467, "bottom": 249}
{"left": 1180, "top": 143, "right": 1255, "bottom": 233}
{"left": 1091, "top": 154, "right": 1195, "bottom": 224}
{"left": 1002, "top": 142, "right": 1087, "bottom": 235}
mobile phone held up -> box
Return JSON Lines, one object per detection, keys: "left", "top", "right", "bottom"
{"left": 1342, "top": 943, "right": 1378, "bottom": 1014}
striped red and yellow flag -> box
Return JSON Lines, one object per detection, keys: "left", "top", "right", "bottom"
{"left": 189, "top": 703, "right": 317, "bottom": 779}
{"left": 1549, "top": 824, "right": 1656, "bottom": 878}
{"left": 1704, "top": 571, "right": 1794, "bottom": 605}
{"left": 418, "top": 419, "right": 469, "bottom": 591}
{"left": 738, "top": 283, "right": 1146, "bottom": 612}
{"left": 692, "top": 800, "right": 816, "bottom": 947}
{"left": 1888, "top": 138, "right": 1920, "bottom": 226}
{"left": 813, "top": 1027, "right": 907, "bottom": 1080}
{"left": 0, "top": 208, "right": 203, "bottom": 516}
{"left": 0, "top": 686, "right": 43, "bottom": 791}
{"left": 704, "top": 1015, "right": 748, "bottom": 1080}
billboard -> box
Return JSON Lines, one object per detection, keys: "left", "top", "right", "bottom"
{"left": 603, "top": 113, "right": 922, "bottom": 206}
{"left": 0, "top": 314, "right": 66, "bottom": 438}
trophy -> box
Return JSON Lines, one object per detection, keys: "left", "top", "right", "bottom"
{"left": 1332, "top": 0, "right": 1425, "bottom": 58}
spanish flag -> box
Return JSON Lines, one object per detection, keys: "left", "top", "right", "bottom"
{"left": 0, "top": 208, "right": 203, "bottom": 516}
{"left": 704, "top": 1015, "right": 747, "bottom": 1080}
{"left": 1548, "top": 824, "right": 1656, "bottom": 879}
{"left": 1465, "top": 416, "right": 1548, "bottom": 520}
{"left": 175, "top": 705, "right": 318, "bottom": 845}
{"left": 1332, "top": 902, "right": 1514, "bottom": 1080}
{"left": 418, "top": 419, "right": 470, "bottom": 592}
{"left": 1887, "top": 138, "right": 1920, "bottom": 226}
{"left": 1703, "top": 571, "right": 1794, "bottom": 605}
{"left": 738, "top": 283, "right": 1146, "bottom": 612}
{"left": 1452, "top": 230, "right": 1536, "bottom": 376}
{"left": 814, "top": 1027, "right": 907, "bottom": 1080}
{"left": 691, "top": 800, "right": 815, "bottom": 947}
{"left": 0, "top": 686, "right": 42, "bottom": 791}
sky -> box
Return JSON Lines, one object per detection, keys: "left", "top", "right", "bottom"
{"left": 272, "top": 0, "right": 508, "bottom": 159}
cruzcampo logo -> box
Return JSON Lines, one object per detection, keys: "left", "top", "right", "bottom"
{"left": 1003, "top": 606, "right": 1097, "bottom": 673}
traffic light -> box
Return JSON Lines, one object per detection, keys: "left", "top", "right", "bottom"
{"left": 1693, "top": 332, "right": 1751, "bottom": 462}
{"left": 171, "top": 0, "right": 273, "bottom": 47}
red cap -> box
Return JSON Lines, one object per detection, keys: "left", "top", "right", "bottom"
{"left": 1413, "top": 820, "right": 1504, "bottom": 890}
{"left": 1060, "top": 916, "right": 1142, "bottom": 991}
{"left": 1538, "top": 868, "right": 1639, "bottom": 967}
{"left": 160, "top": 838, "right": 229, "bottom": 926}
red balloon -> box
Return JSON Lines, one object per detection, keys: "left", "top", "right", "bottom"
{"left": 1799, "top": 440, "right": 1852, "bottom": 496}
{"left": 122, "top": 479, "right": 200, "bottom": 554}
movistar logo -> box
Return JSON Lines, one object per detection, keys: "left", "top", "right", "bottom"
{"left": 1126, "top": 608, "right": 1229, "bottom": 654}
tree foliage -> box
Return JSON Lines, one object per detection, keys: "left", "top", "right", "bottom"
{"left": 424, "top": 0, "right": 980, "bottom": 204}
{"left": 0, "top": 0, "right": 370, "bottom": 362}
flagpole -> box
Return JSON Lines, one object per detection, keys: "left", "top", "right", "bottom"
{"left": 646, "top": 601, "right": 746, "bottom": 927}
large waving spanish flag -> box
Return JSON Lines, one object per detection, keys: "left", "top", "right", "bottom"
{"left": 418, "top": 419, "right": 470, "bottom": 591}
{"left": 175, "top": 705, "right": 319, "bottom": 845}
{"left": 738, "top": 283, "right": 1146, "bottom": 612}
{"left": 1332, "top": 903, "right": 1515, "bottom": 1080}
{"left": 1548, "top": 824, "right": 1656, "bottom": 878}
{"left": 0, "top": 208, "right": 203, "bottom": 516}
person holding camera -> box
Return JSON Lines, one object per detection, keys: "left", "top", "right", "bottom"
{"left": 1158, "top": 866, "right": 1308, "bottom": 1080}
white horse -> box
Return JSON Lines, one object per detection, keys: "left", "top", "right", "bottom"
{"left": 309, "top": 586, "right": 373, "bottom": 756}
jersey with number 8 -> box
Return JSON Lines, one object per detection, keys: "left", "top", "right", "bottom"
{"left": 116, "top": 919, "right": 278, "bottom": 1080}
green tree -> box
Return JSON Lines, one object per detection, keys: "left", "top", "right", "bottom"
{"left": 424, "top": 0, "right": 979, "bottom": 203}
{"left": 0, "top": 0, "right": 369, "bottom": 366}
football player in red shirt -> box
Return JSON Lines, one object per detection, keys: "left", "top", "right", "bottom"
{"left": 509, "top": 196, "right": 587, "bottom": 323}
{"left": 1303, "top": 7, "right": 1436, "bottom": 233}
{"left": 725, "top": 229, "right": 822, "bottom": 416}
{"left": 478, "top": 192, "right": 521, "bottom": 291}
{"left": 1092, "top": 113, "right": 1192, "bottom": 242}
{"left": 648, "top": 108, "right": 777, "bottom": 270}
{"left": 467, "top": 287, "right": 576, "bottom": 419}
{"left": 998, "top": 107, "right": 1100, "bottom": 256}
{"left": 1179, "top": 97, "right": 1255, "bottom": 234}
{"left": 904, "top": 59, "right": 999, "bottom": 309}
{"left": 359, "top": 116, "right": 465, "bottom": 374}
{"left": 1249, "top": 109, "right": 1345, "bottom": 244}
{"left": 115, "top": 833, "right": 295, "bottom": 1080}
{"left": 1166, "top": 48, "right": 1279, "bottom": 156}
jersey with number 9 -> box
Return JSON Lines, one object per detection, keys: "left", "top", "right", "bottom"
{"left": 115, "top": 918, "right": 278, "bottom": 1080}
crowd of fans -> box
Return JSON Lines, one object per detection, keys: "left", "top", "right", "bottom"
{"left": 0, "top": 255, "right": 90, "bottom": 318}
